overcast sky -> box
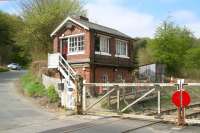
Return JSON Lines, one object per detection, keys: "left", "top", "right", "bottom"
{"left": 1, "top": 0, "right": 200, "bottom": 38}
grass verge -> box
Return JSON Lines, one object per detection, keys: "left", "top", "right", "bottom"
{"left": 20, "top": 72, "right": 60, "bottom": 103}
{"left": 0, "top": 67, "right": 9, "bottom": 72}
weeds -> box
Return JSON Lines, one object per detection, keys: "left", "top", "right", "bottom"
{"left": 20, "top": 73, "right": 59, "bottom": 103}
{"left": 20, "top": 73, "right": 46, "bottom": 97}
{"left": 47, "top": 85, "right": 59, "bottom": 103}
{"left": 0, "top": 67, "right": 9, "bottom": 72}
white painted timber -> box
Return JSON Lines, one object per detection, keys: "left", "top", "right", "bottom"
{"left": 48, "top": 53, "right": 77, "bottom": 109}
{"left": 83, "top": 82, "right": 200, "bottom": 87}
{"left": 83, "top": 83, "right": 175, "bottom": 87}
{"left": 121, "top": 88, "right": 156, "bottom": 112}
{"left": 48, "top": 53, "right": 60, "bottom": 68}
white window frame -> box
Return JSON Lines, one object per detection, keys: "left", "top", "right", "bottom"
{"left": 95, "top": 34, "right": 111, "bottom": 56}
{"left": 115, "top": 39, "right": 129, "bottom": 58}
{"left": 59, "top": 33, "right": 85, "bottom": 55}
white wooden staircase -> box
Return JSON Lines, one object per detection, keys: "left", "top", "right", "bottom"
{"left": 48, "top": 53, "right": 76, "bottom": 109}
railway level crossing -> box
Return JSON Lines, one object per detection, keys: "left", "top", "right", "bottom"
{"left": 81, "top": 80, "right": 200, "bottom": 126}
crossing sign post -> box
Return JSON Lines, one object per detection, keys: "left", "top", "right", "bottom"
{"left": 172, "top": 79, "right": 191, "bottom": 126}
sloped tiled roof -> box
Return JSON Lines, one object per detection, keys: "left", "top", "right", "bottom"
{"left": 75, "top": 18, "right": 132, "bottom": 39}
{"left": 51, "top": 17, "right": 132, "bottom": 39}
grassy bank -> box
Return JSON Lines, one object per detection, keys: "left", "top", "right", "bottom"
{"left": 0, "top": 67, "right": 9, "bottom": 72}
{"left": 20, "top": 72, "right": 59, "bottom": 103}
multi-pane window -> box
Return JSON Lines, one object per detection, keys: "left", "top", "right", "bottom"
{"left": 68, "top": 35, "right": 84, "bottom": 54}
{"left": 95, "top": 35, "right": 110, "bottom": 54}
{"left": 116, "top": 40, "right": 127, "bottom": 56}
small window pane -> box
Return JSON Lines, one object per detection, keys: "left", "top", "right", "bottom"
{"left": 98, "top": 36, "right": 109, "bottom": 53}
{"left": 68, "top": 35, "right": 84, "bottom": 53}
{"left": 116, "top": 40, "right": 127, "bottom": 56}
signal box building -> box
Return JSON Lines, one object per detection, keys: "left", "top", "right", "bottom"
{"left": 51, "top": 16, "right": 134, "bottom": 83}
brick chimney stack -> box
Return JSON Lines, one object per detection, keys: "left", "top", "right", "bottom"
{"left": 79, "top": 16, "right": 89, "bottom": 21}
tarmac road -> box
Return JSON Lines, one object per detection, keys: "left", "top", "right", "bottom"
{"left": 0, "top": 70, "right": 90, "bottom": 133}
{"left": 0, "top": 70, "right": 199, "bottom": 133}
{"left": 42, "top": 117, "right": 200, "bottom": 133}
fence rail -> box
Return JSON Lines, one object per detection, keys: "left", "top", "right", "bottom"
{"left": 82, "top": 82, "right": 200, "bottom": 115}
{"left": 84, "top": 83, "right": 174, "bottom": 87}
{"left": 83, "top": 82, "right": 200, "bottom": 87}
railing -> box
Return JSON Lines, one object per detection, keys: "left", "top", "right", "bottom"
{"left": 83, "top": 83, "right": 175, "bottom": 87}
{"left": 82, "top": 83, "right": 163, "bottom": 114}
{"left": 82, "top": 82, "right": 200, "bottom": 115}
{"left": 59, "top": 54, "right": 76, "bottom": 80}
{"left": 48, "top": 53, "right": 76, "bottom": 81}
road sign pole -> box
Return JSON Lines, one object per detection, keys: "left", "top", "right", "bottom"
{"left": 177, "top": 79, "right": 186, "bottom": 126}
{"left": 177, "top": 79, "right": 181, "bottom": 125}
{"left": 181, "top": 79, "right": 186, "bottom": 125}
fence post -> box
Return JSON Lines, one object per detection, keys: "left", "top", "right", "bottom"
{"left": 177, "top": 79, "right": 186, "bottom": 126}
{"left": 158, "top": 88, "right": 161, "bottom": 115}
{"left": 154, "top": 84, "right": 161, "bottom": 118}
{"left": 75, "top": 75, "right": 83, "bottom": 114}
{"left": 82, "top": 80, "right": 86, "bottom": 113}
{"left": 116, "top": 85, "right": 120, "bottom": 113}
{"left": 107, "top": 88, "right": 111, "bottom": 109}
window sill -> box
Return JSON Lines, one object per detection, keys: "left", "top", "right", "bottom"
{"left": 67, "top": 51, "right": 84, "bottom": 55}
{"left": 95, "top": 51, "right": 111, "bottom": 56}
{"left": 115, "top": 55, "right": 130, "bottom": 59}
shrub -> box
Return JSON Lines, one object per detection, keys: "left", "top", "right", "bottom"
{"left": 47, "top": 85, "right": 59, "bottom": 103}
{"left": 25, "top": 82, "right": 46, "bottom": 97}
{"left": 20, "top": 72, "right": 46, "bottom": 97}
{"left": 20, "top": 73, "right": 60, "bottom": 104}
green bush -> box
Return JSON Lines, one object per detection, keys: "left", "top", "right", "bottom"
{"left": 20, "top": 73, "right": 60, "bottom": 104}
{"left": 181, "top": 69, "right": 200, "bottom": 80}
{"left": 47, "top": 85, "right": 59, "bottom": 103}
{"left": 20, "top": 72, "right": 46, "bottom": 97}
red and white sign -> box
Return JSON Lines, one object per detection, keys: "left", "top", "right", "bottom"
{"left": 172, "top": 90, "right": 191, "bottom": 108}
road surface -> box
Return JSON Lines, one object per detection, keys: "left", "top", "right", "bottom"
{"left": 0, "top": 71, "right": 199, "bottom": 133}
{"left": 0, "top": 71, "right": 90, "bottom": 133}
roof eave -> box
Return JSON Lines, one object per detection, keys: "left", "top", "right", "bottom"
{"left": 90, "top": 28, "right": 132, "bottom": 40}
{"left": 50, "top": 17, "right": 89, "bottom": 37}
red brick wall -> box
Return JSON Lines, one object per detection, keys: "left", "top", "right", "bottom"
{"left": 115, "top": 67, "right": 133, "bottom": 82}
{"left": 94, "top": 66, "right": 133, "bottom": 83}
{"left": 71, "top": 66, "right": 132, "bottom": 83}
{"left": 53, "top": 36, "right": 60, "bottom": 53}
{"left": 52, "top": 22, "right": 91, "bottom": 63}
{"left": 73, "top": 67, "right": 91, "bottom": 83}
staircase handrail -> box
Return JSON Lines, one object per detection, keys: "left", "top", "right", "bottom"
{"left": 59, "top": 54, "right": 76, "bottom": 75}
{"left": 59, "top": 60, "right": 75, "bottom": 80}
